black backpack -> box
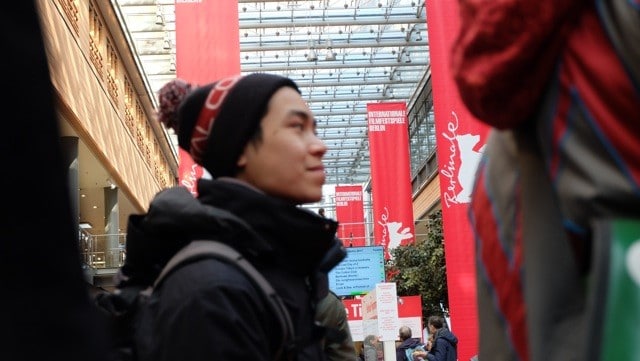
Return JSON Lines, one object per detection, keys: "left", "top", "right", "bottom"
{"left": 95, "top": 240, "right": 295, "bottom": 361}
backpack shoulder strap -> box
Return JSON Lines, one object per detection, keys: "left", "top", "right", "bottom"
{"left": 154, "top": 240, "right": 295, "bottom": 361}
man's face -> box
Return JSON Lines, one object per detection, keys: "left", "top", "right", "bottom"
{"left": 236, "top": 87, "right": 327, "bottom": 204}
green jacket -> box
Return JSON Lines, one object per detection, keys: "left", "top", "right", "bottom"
{"left": 316, "top": 291, "right": 357, "bottom": 361}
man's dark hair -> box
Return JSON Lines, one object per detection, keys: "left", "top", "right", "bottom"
{"left": 428, "top": 315, "right": 444, "bottom": 329}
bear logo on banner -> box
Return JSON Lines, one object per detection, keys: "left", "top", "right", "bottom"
{"left": 455, "top": 133, "right": 485, "bottom": 203}
{"left": 440, "top": 111, "right": 486, "bottom": 207}
{"left": 379, "top": 207, "right": 414, "bottom": 259}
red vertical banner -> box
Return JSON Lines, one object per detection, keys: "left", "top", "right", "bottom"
{"left": 174, "top": 0, "right": 241, "bottom": 193}
{"left": 174, "top": 0, "right": 240, "bottom": 83}
{"left": 366, "top": 102, "right": 415, "bottom": 260}
{"left": 178, "top": 148, "right": 203, "bottom": 196}
{"left": 335, "top": 185, "right": 366, "bottom": 247}
{"left": 426, "top": 0, "right": 489, "bottom": 359}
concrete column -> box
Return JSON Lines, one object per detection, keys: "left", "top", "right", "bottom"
{"left": 60, "top": 136, "right": 79, "bottom": 236}
{"left": 104, "top": 186, "right": 120, "bottom": 267}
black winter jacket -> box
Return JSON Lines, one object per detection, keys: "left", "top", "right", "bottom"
{"left": 124, "top": 179, "right": 343, "bottom": 361}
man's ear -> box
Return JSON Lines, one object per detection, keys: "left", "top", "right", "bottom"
{"left": 237, "top": 153, "right": 247, "bottom": 167}
{"left": 237, "top": 139, "right": 259, "bottom": 169}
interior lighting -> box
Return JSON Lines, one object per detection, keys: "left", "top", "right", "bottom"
{"left": 404, "top": 52, "right": 412, "bottom": 63}
{"left": 325, "top": 39, "right": 336, "bottom": 61}
{"left": 307, "top": 49, "right": 318, "bottom": 61}
{"left": 307, "top": 39, "right": 318, "bottom": 61}
{"left": 155, "top": 7, "right": 164, "bottom": 25}
{"left": 162, "top": 33, "right": 172, "bottom": 50}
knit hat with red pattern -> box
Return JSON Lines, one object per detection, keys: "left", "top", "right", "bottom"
{"left": 157, "top": 73, "right": 299, "bottom": 178}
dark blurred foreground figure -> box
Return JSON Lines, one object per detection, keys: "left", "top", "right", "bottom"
{"left": 316, "top": 290, "right": 358, "bottom": 361}
{"left": 0, "top": 2, "right": 111, "bottom": 361}
{"left": 314, "top": 209, "right": 356, "bottom": 361}
{"left": 117, "top": 74, "right": 345, "bottom": 361}
{"left": 452, "top": 0, "right": 640, "bottom": 360}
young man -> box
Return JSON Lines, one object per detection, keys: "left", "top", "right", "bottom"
{"left": 422, "top": 316, "right": 457, "bottom": 361}
{"left": 119, "top": 73, "right": 345, "bottom": 361}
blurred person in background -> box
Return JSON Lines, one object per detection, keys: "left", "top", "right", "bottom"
{"left": 1, "top": 1, "right": 111, "bottom": 360}
{"left": 452, "top": 0, "right": 640, "bottom": 360}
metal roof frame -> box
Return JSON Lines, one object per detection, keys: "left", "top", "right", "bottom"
{"left": 116, "top": 0, "right": 429, "bottom": 185}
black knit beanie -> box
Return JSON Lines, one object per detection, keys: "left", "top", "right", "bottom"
{"left": 157, "top": 73, "right": 300, "bottom": 178}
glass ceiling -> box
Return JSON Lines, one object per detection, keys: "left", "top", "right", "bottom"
{"left": 115, "top": 0, "right": 429, "bottom": 185}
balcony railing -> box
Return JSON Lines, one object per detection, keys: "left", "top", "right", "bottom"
{"left": 79, "top": 228, "right": 126, "bottom": 269}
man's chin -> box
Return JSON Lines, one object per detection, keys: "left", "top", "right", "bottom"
{"left": 293, "top": 190, "right": 323, "bottom": 205}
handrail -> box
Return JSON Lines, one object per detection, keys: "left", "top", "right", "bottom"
{"left": 79, "top": 229, "right": 126, "bottom": 269}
